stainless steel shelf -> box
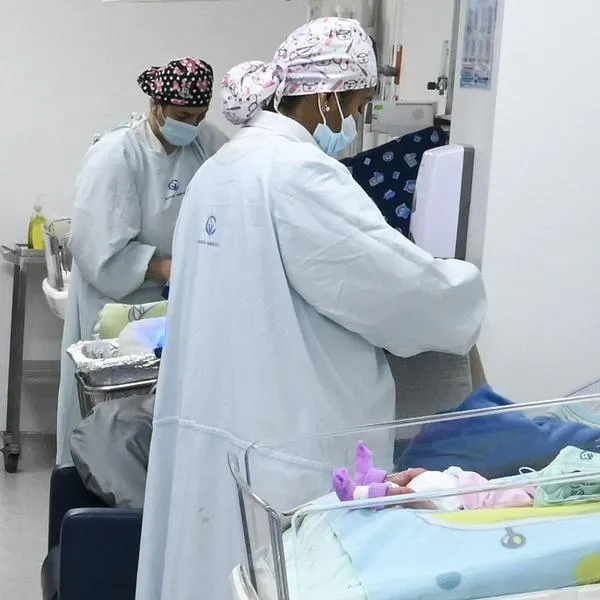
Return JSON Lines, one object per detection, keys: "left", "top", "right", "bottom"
{"left": 1, "top": 244, "right": 45, "bottom": 266}
{"left": 1, "top": 243, "right": 50, "bottom": 472}
{"left": 23, "top": 360, "right": 60, "bottom": 383}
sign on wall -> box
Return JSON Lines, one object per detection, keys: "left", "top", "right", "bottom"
{"left": 460, "top": 0, "right": 497, "bottom": 90}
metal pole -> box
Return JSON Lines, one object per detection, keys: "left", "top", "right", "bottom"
{"left": 4, "top": 256, "right": 27, "bottom": 471}
{"left": 446, "top": 0, "right": 462, "bottom": 116}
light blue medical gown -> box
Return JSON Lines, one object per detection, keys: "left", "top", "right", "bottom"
{"left": 56, "top": 115, "right": 227, "bottom": 466}
{"left": 136, "top": 111, "right": 487, "bottom": 600}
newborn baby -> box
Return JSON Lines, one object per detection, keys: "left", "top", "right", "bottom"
{"left": 333, "top": 442, "right": 533, "bottom": 511}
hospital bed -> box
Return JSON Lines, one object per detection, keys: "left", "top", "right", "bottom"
{"left": 229, "top": 390, "right": 600, "bottom": 600}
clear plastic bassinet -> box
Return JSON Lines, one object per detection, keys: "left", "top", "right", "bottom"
{"left": 228, "top": 390, "right": 600, "bottom": 600}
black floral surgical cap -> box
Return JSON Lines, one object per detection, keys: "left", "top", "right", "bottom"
{"left": 137, "top": 57, "right": 214, "bottom": 107}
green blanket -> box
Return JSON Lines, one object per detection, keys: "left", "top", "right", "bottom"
{"left": 94, "top": 301, "right": 168, "bottom": 339}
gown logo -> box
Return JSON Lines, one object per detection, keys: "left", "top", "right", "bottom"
{"left": 198, "top": 216, "right": 219, "bottom": 247}
{"left": 205, "top": 216, "right": 217, "bottom": 236}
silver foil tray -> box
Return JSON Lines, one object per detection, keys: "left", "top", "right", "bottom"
{"left": 67, "top": 339, "right": 160, "bottom": 388}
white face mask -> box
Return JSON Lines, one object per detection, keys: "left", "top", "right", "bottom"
{"left": 312, "top": 93, "right": 357, "bottom": 157}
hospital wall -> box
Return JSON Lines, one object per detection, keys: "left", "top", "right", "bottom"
{"left": 453, "top": 0, "right": 600, "bottom": 400}
{"left": 0, "top": 0, "right": 308, "bottom": 434}
{"left": 396, "top": 0, "right": 454, "bottom": 114}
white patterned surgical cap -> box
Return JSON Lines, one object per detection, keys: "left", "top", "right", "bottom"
{"left": 221, "top": 17, "right": 378, "bottom": 125}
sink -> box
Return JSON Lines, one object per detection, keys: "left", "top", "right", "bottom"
{"left": 42, "top": 277, "right": 68, "bottom": 320}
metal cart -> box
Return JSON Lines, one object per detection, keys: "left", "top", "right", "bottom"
{"left": 1, "top": 244, "right": 48, "bottom": 472}
{"left": 68, "top": 339, "right": 159, "bottom": 419}
{"left": 74, "top": 371, "right": 157, "bottom": 418}
{"left": 1, "top": 221, "right": 71, "bottom": 472}
{"left": 229, "top": 391, "right": 600, "bottom": 600}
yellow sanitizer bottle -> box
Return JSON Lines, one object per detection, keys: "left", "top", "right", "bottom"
{"left": 28, "top": 204, "right": 48, "bottom": 250}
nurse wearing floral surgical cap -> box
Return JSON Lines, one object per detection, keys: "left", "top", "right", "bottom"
{"left": 137, "top": 19, "right": 486, "bottom": 600}
{"left": 56, "top": 57, "right": 228, "bottom": 467}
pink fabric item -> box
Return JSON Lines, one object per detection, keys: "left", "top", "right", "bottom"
{"left": 221, "top": 17, "right": 377, "bottom": 125}
{"left": 458, "top": 471, "right": 535, "bottom": 510}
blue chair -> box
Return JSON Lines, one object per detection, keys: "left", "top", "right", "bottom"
{"left": 41, "top": 466, "right": 142, "bottom": 600}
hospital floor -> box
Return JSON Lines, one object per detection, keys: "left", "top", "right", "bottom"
{"left": 0, "top": 435, "right": 55, "bottom": 599}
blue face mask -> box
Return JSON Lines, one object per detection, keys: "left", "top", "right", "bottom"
{"left": 313, "top": 94, "right": 357, "bottom": 157}
{"left": 159, "top": 109, "right": 200, "bottom": 147}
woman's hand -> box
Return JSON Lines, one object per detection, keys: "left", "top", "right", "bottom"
{"left": 146, "top": 257, "right": 171, "bottom": 284}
